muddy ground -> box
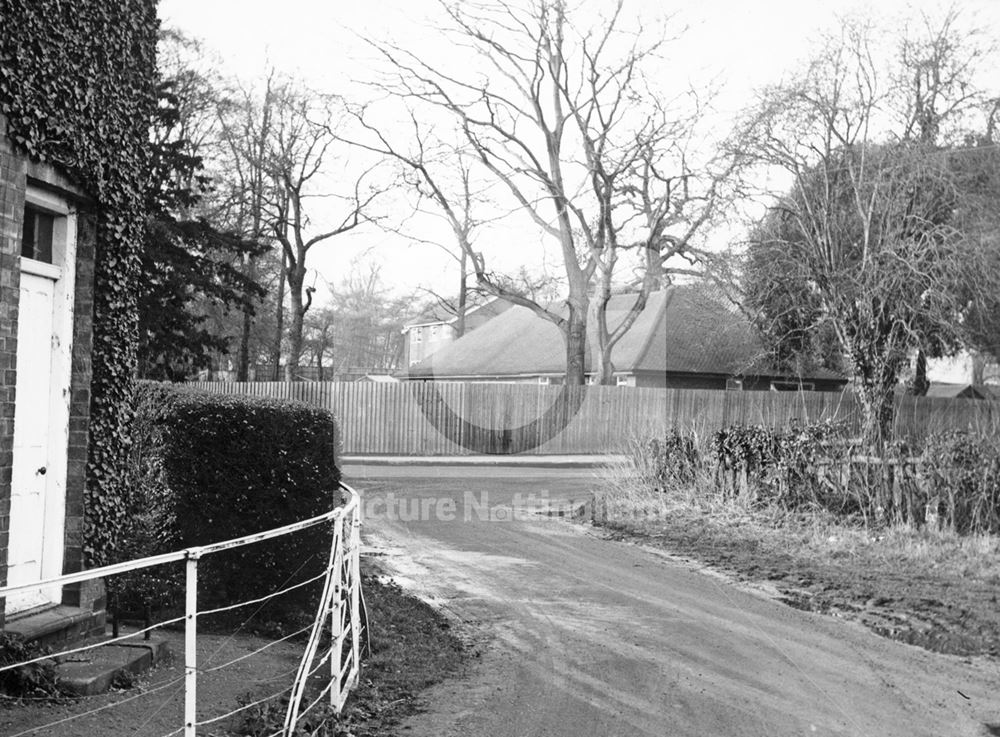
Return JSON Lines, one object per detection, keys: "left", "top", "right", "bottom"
{"left": 601, "top": 511, "right": 1000, "bottom": 659}
{"left": 0, "top": 576, "right": 463, "bottom": 737}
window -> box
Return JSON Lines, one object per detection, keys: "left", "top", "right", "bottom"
{"left": 770, "top": 380, "right": 815, "bottom": 392}
{"left": 538, "top": 376, "right": 551, "bottom": 385}
{"left": 726, "top": 378, "right": 744, "bottom": 391}
{"left": 21, "top": 205, "right": 55, "bottom": 263}
{"left": 616, "top": 375, "right": 631, "bottom": 387}
{"left": 414, "top": 327, "right": 423, "bottom": 344}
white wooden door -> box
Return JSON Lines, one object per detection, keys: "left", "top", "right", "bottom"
{"left": 8, "top": 268, "right": 58, "bottom": 613}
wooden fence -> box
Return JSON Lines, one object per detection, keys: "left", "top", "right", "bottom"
{"left": 183, "top": 381, "right": 1000, "bottom": 455}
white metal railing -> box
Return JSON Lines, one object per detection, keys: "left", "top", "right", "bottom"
{"left": 0, "top": 481, "right": 363, "bottom": 737}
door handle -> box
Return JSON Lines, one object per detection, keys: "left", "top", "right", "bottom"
{"left": 36, "top": 467, "right": 46, "bottom": 476}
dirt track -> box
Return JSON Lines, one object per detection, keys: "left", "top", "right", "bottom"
{"left": 352, "top": 469, "right": 1000, "bottom": 737}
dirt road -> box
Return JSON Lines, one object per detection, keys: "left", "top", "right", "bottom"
{"left": 347, "top": 468, "right": 1000, "bottom": 737}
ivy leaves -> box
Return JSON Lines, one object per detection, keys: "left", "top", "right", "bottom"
{"left": 0, "top": 0, "right": 158, "bottom": 566}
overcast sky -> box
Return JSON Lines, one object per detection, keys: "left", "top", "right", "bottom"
{"left": 157, "top": 0, "right": 1000, "bottom": 305}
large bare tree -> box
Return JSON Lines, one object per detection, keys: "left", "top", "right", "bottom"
{"left": 368, "top": 0, "right": 736, "bottom": 384}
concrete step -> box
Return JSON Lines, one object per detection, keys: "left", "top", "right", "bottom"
{"left": 3, "top": 605, "right": 105, "bottom": 649}
{"left": 54, "top": 636, "right": 169, "bottom": 696}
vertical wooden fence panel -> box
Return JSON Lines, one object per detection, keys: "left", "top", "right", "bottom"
{"left": 182, "top": 382, "right": 995, "bottom": 455}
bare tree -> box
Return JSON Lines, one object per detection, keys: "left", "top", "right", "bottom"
{"left": 739, "top": 15, "right": 998, "bottom": 446}
{"left": 214, "top": 73, "right": 280, "bottom": 380}
{"left": 303, "top": 264, "right": 412, "bottom": 377}
{"left": 227, "top": 79, "right": 385, "bottom": 381}
{"left": 891, "top": 4, "right": 1000, "bottom": 393}
{"left": 368, "top": 0, "right": 735, "bottom": 384}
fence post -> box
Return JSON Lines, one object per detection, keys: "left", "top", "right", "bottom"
{"left": 349, "top": 511, "right": 361, "bottom": 686}
{"left": 184, "top": 548, "right": 202, "bottom": 737}
{"left": 330, "top": 517, "right": 343, "bottom": 708}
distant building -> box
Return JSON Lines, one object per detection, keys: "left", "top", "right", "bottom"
{"left": 923, "top": 383, "right": 990, "bottom": 400}
{"left": 402, "top": 296, "right": 514, "bottom": 366}
{"left": 926, "top": 352, "right": 1000, "bottom": 388}
{"left": 403, "top": 286, "right": 847, "bottom": 390}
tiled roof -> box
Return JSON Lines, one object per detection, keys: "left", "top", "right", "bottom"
{"left": 405, "top": 286, "right": 843, "bottom": 381}
{"left": 924, "top": 382, "right": 989, "bottom": 399}
{"left": 404, "top": 296, "right": 514, "bottom": 331}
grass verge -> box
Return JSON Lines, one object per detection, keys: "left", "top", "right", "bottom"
{"left": 235, "top": 568, "right": 465, "bottom": 737}
{"left": 596, "top": 457, "right": 1000, "bottom": 658}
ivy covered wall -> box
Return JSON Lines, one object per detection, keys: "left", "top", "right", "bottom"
{"left": 0, "top": 0, "right": 159, "bottom": 566}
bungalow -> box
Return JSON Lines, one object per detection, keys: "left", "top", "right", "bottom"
{"left": 403, "top": 286, "right": 847, "bottom": 391}
{"left": 0, "top": 121, "right": 105, "bottom": 639}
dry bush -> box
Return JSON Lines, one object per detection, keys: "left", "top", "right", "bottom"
{"left": 600, "top": 424, "right": 1000, "bottom": 537}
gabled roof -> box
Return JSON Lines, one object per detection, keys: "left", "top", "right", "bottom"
{"left": 403, "top": 296, "right": 511, "bottom": 332}
{"left": 924, "top": 382, "right": 989, "bottom": 399}
{"left": 404, "top": 286, "right": 844, "bottom": 381}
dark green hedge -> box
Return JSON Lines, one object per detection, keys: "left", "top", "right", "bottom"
{"left": 120, "top": 382, "right": 342, "bottom": 618}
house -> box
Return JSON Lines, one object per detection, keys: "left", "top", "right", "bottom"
{"left": 924, "top": 383, "right": 990, "bottom": 400}
{"left": 403, "top": 286, "right": 847, "bottom": 391}
{"left": 402, "top": 296, "right": 514, "bottom": 366}
{"left": 0, "top": 120, "right": 105, "bottom": 638}
{"left": 925, "top": 352, "right": 1000, "bottom": 389}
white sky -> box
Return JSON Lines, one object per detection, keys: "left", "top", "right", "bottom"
{"left": 157, "top": 0, "right": 1000, "bottom": 305}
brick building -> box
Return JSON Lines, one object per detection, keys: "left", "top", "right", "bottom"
{"left": 0, "top": 117, "right": 105, "bottom": 640}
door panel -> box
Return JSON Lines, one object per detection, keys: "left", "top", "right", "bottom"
{"left": 8, "top": 270, "right": 56, "bottom": 613}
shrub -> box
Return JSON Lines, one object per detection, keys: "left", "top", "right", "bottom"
{"left": 632, "top": 432, "right": 699, "bottom": 491}
{"left": 609, "top": 423, "right": 1000, "bottom": 536}
{"left": 920, "top": 431, "right": 1000, "bottom": 535}
{"left": 117, "top": 382, "right": 342, "bottom": 619}
{"left": 0, "top": 633, "right": 60, "bottom": 698}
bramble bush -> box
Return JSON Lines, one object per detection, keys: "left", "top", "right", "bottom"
{"left": 625, "top": 422, "right": 1000, "bottom": 535}
{"left": 0, "top": 633, "right": 61, "bottom": 698}
{"left": 920, "top": 431, "right": 1000, "bottom": 535}
{"left": 630, "top": 431, "right": 699, "bottom": 492}
{"left": 710, "top": 421, "right": 853, "bottom": 510}
{"left": 115, "top": 382, "right": 342, "bottom": 622}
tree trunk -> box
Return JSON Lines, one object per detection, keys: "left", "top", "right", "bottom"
{"left": 237, "top": 307, "right": 252, "bottom": 382}
{"left": 285, "top": 272, "right": 304, "bottom": 383}
{"left": 595, "top": 289, "right": 614, "bottom": 385}
{"left": 908, "top": 350, "right": 929, "bottom": 396}
{"left": 972, "top": 352, "right": 985, "bottom": 387}
{"left": 597, "top": 351, "right": 614, "bottom": 386}
{"left": 456, "top": 248, "right": 468, "bottom": 338}
{"left": 238, "top": 206, "right": 262, "bottom": 382}
{"left": 565, "top": 301, "right": 588, "bottom": 385}
{"left": 272, "top": 250, "right": 286, "bottom": 381}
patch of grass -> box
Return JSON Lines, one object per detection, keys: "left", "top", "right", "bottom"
{"left": 598, "top": 440, "right": 1000, "bottom": 585}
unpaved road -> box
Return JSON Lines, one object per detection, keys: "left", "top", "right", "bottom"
{"left": 345, "top": 467, "right": 1000, "bottom": 737}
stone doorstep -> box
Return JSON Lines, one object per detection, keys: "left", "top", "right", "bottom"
{"left": 3, "top": 605, "right": 99, "bottom": 647}
{"left": 55, "top": 637, "right": 169, "bottom": 697}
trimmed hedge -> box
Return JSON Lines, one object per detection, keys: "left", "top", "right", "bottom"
{"left": 119, "top": 382, "right": 342, "bottom": 618}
